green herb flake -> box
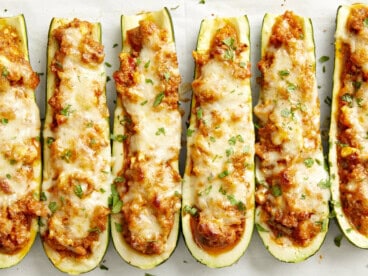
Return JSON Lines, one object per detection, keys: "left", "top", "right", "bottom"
{"left": 155, "top": 127, "right": 166, "bottom": 136}
{"left": 74, "top": 184, "right": 83, "bottom": 198}
{"left": 196, "top": 106, "right": 203, "bottom": 119}
{"left": 304, "top": 158, "right": 314, "bottom": 168}
{"left": 114, "top": 176, "right": 125, "bottom": 183}
{"left": 186, "top": 128, "right": 195, "bottom": 137}
{"left": 106, "top": 76, "right": 111, "bottom": 82}
{"left": 1, "top": 118, "right": 8, "bottom": 125}
{"left": 5, "top": 173, "right": 11, "bottom": 179}
{"left": 364, "top": 17, "right": 368, "bottom": 27}
{"left": 183, "top": 205, "right": 198, "bottom": 216}
{"left": 140, "top": 100, "right": 148, "bottom": 106}
{"left": 209, "top": 136, "right": 216, "bottom": 143}
{"left": 145, "top": 78, "right": 154, "bottom": 85}
{"left": 319, "top": 56, "right": 330, "bottom": 63}
{"left": 100, "top": 188, "right": 106, "bottom": 193}
{"left": 228, "top": 136, "right": 237, "bottom": 146}
{"left": 256, "top": 223, "right": 269, "bottom": 232}
{"left": 144, "top": 60, "right": 151, "bottom": 69}
{"left": 278, "top": 70, "right": 290, "bottom": 77}
{"left": 1, "top": 67, "right": 9, "bottom": 77}
{"left": 271, "top": 185, "right": 282, "bottom": 197}
{"left": 111, "top": 134, "right": 128, "bottom": 142}
{"left": 153, "top": 92, "right": 165, "bottom": 107}
{"left": 218, "top": 170, "right": 229, "bottom": 179}
{"left": 356, "top": 97, "right": 364, "bottom": 107}
{"left": 226, "top": 148, "right": 234, "bottom": 157}
{"left": 239, "top": 61, "right": 246, "bottom": 68}
{"left": 46, "top": 137, "right": 55, "bottom": 146}
{"left": 99, "top": 264, "right": 109, "bottom": 270}
{"left": 353, "top": 81, "right": 362, "bottom": 90}
{"left": 136, "top": 58, "right": 142, "bottom": 65}
{"left": 48, "top": 201, "right": 58, "bottom": 213}
{"left": 334, "top": 234, "right": 343, "bottom": 247}
{"left": 115, "top": 222, "right": 123, "bottom": 232}
{"left": 317, "top": 179, "right": 331, "bottom": 189}
{"left": 281, "top": 108, "right": 291, "bottom": 118}
{"left": 60, "top": 104, "right": 72, "bottom": 117}
{"left": 40, "top": 192, "right": 47, "bottom": 201}
{"left": 341, "top": 94, "right": 353, "bottom": 106}
{"left": 287, "top": 82, "right": 297, "bottom": 92}
{"left": 105, "top": 62, "right": 112, "bottom": 68}
{"left": 199, "top": 0, "right": 205, "bottom": 4}
{"left": 164, "top": 72, "right": 170, "bottom": 81}
{"left": 61, "top": 149, "right": 72, "bottom": 162}
{"left": 113, "top": 43, "right": 118, "bottom": 48}
{"left": 88, "top": 227, "right": 101, "bottom": 233}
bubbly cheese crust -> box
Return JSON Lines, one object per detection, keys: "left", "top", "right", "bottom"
{"left": 254, "top": 11, "right": 329, "bottom": 251}
{"left": 183, "top": 21, "right": 254, "bottom": 256}
{"left": 41, "top": 19, "right": 111, "bottom": 263}
{"left": 0, "top": 20, "right": 42, "bottom": 257}
{"left": 332, "top": 4, "right": 368, "bottom": 239}
{"left": 113, "top": 19, "right": 181, "bottom": 255}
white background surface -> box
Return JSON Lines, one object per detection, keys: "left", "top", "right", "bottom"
{"left": 1, "top": 0, "right": 368, "bottom": 275}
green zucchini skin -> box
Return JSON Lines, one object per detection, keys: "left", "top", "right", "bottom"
{"left": 181, "top": 15, "right": 255, "bottom": 268}
{"left": 329, "top": 4, "right": 368, "bottom": 249}
{"left": 111, "top": 8, "right": 181, "bottom": 269}
{"left": 0, "top": 14, "right": 40, "bottom": 269}
{"left": 254, "top": 13, "right": 330, "bottom": 263}
{"left": 41, "top": 18, "right": 110, "bottom": 275}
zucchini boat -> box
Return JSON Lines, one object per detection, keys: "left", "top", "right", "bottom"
{"left": 182, "top": 16, "right": 255, "bottom": 268}
{"left": 111, "top": 8, "right": 182, "bottom": 269}
{"left": 40, "top": 18, "right": 111, "bottom": 274}
{"left": 329, "top": 3, "right": 368, "bottom": 248}
{"left": 0, "top": 15, "right": 42, "bottom": 268}
{"left": 254, "top": 11, "right": 330, "bottom": 262}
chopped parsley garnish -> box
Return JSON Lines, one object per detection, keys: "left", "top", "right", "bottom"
{"left": 222, "top": 37, "right": 236, "bottom": 61}
{"left": 198, "top": 185, "right": 212, "bottom": 196}
{"left": 140, "top": 100, "right": 148, "bottom": 106}
{"left": 1, "top": 118, "right": 8, "bottom": 125}
{"left": 48, "top": 201, "right": 58, "bottom": 213}
{"left": 40, "top": 192, "right": 47, "bottom": 201}
{"left": 113, "top": 43, "right": 118, "bottom": 48}
{"left": 196, "top": 106, "right": 203, "bottom": 119}
{"left": 256, "top": 223, "right": 269, "bottom": 232}
{"left": 144, "top": 60, "right": 151, "bottom": 69}
{"left": 111, "top": 134, "right": 127, "bottom": 142}
{"left": 356, "top": 97, "right": 364, "bottom": 107}
{"left": 218, "top": 170, "right": 229, "bottom": 178}
{"left": 2, "top": 67, "right": 9, "bottom": 77}
{"left": 281, "top": 108, "right": 291, "bottom": 118}
{"left": 136, "top": 58, "right": 141, "bottom": 65}
{"left": 155, "top": 127, "right": 166, "bottom": 136}
{"left": 100, "top": 264, "right": 109, "bottom": 271}
{"left": 109, "top": 184, "right": 123, "bottom": 214}
{"left": 239, "top": 61, "right": 246, "bottom": 68}
{"left": 334, "top": 234, "right": 343, "bottom": 247}
{"left": 183, "top": 205, "right": 198, "bottom": 216}
{"left": 209, "top": 136, "right": 216, "bottom": 142}
{"left": 5, "top": 173, "right": 11, "bottom": 179}
{"left": 163, "top": 72, "right": 170, "bottom": 81}
{"left": 46, "top": 137, "right": 55, "bottom": 146}
{"left": 186, "top": 128, "right": 195, "bottom": 137}
{"left": 226, "top": 148, "right": 234, "bottom": 157}
{"left": 153, "top": 92, "right": 165, "bottom": 107}
{"left": 278, "top": 70, "right": 290, "bottom": 77}
{"left": 105, "top": 62, "right": 112, "bottom": 68}
{"left": 60, "top": 104, "right": 72, "bottom": 117}
{"left": 287, "top": 82, "right": 297, "bottom": 92}
{"left": 100, "top": 188, "right": 106, "bottom": 193}
{"left": 106, "top": 76, "right": 111, "bottom": 82}
{"left": 199, "top": 0, "right": 205, "bottom": 4}
{"left": 271, "top": 185, "right": 282, "bottom": 197}
{"left": 115, "top": 222, "right": 123, "bottom": 233}
{"left": 114, "top": 176, "right": 125, "bottom": 183}
{"left": 341, "top": 93, "right": 353, "bottom": 107}
{"left": 318, "top": 56, "right": 330, "bottom": 63}
{"left": 364, "top": 17, "right": 368, "bottom": 27}
{"left": 145, "top": 78, "right": 154, "bottom": 85}
{"left": 88, "top": 227, "right": 101, "bottom": 233}
{"left": 353, "top": 81, "right": 362, "bottom": 90}
{"left": 60, "top": 149, "right": 72, "bottom": 162}
{"left": 74, "top": 184, "right": 83, "bottom": 198}
{"left": 304, "top": 158, "right": 314, "bottom": 168}
{"left": 317, "top": 179, "right": 331, "bottom": 189}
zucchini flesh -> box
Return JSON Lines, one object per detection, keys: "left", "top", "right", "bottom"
{"left": 254, "top": 12, "right": 330, "bottom": 262}
{"left": 0, "top": 14, "right": 41, "bottom": 268}
{"left": 111, "top": 8, "right": 181, "bottom": 269}
{"left": 40, "top": 18, "right": 110, "bottom": 274}
{"left": 182, "top": 16, "right": 255, "bottom": 268}
{"left": 329, "top": 3, "right": 368, "bottom": 248}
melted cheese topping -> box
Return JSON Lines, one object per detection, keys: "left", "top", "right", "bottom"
{"left": 41, "top": 19, "right": 111, "bottom": 258}
{"left": 0, "top": 23, "right": 42, "bottom": 254}
{"left": 254, "top": 11, "right": 329, "bottom": 247}
{"left": 113, "top": 20, "right": 181, "bottom": 255}
{"left": 184, "top": 23, "right": 254, "bottom": 252}
{"left": 334, "top": 5, "right": 368, "bottom": 236}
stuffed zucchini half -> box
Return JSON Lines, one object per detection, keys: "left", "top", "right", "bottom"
{"left": 111, "top": 8, "right": 181, "bottom": 269}
{"left": 0, "top": 15, "right": 42, "bottom": 268}
{"left": 182, "top": 16, "right": 255, "bottom": 268}
{"left": 254, "top": 11, "right": 330, "bottom": 262}
{"left": 40, "top": 18, "right": 111, "bottom": 274}
{"left": 329, "top": 3, "right": 368, "bottom": 248}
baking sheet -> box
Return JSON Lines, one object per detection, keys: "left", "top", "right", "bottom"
{"left": 1, "top": 0, "right": 368, "bottom": 275}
